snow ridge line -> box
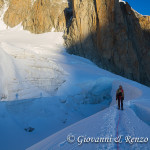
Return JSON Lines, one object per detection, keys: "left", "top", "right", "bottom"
{"left": 116, "top": 110, "right": 121, "bottom": 150}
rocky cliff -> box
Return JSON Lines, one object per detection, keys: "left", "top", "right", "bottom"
{"left": 22, "top": 0, "right": 68, "bottom": 33}
{"left": 139, "top": 16, "right": 150, "bottom": 31}
{"left": 0, "top": 0, "right": 4, "bottom": 9}
{"left": 4, "top": 0, "right": 31, "bottom": 27}
{"left": 65, "top": 0, "right": 150, "bottom": 86}
{"left": 3, "top": 0, "right": 69, "bottom": 33}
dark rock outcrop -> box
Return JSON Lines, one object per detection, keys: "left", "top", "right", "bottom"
{"left": 65, "top": 0, "right": 150, "bottom": 86}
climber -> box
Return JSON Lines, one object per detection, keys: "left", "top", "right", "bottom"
{"left": 116, "top": 85, "right": 124, "bottom": 110}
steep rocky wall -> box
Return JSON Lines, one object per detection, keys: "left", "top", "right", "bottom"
{"left": 3, "top": 0, "right": 31, "bottom": 27}
{"left": 139, "top": 16, "right": 150, "bottom": 41}
{"left": 22, "top": 0, "right": 68, "bottom": 33}
{"left": 66, "top": 0, "right": 98, "bottom": 59}
{"left": 3, "top": 0, "right": 69, "bottom": 33}
{"left": 66, "top": 0, "right": 150, "bottom": 86}
{"left": 0, "top": 0, "right": 4, "bottom": 9}
{"left": 138, "top": 16, "right": 150, "bottom": 31}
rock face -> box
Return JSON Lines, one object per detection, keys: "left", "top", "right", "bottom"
{"left": 0, "top": 0, "right": 4, "bottom": 9}
{"left": 4, "top": 0, "right": 31, "bottom": 27}
{"left": 139, "top": 16, "right": 150, "bottom": 31}
{"left": 66, "top": 0, "right": 97, "bottom": 59}
{"left": 3, "top": 0, "right": 69, "bottom": 33}
{"left": 22, "top": 0, "right": 68, "bottom": 33}
{"left": 138, "top": 16, "right": 150, "bottom": 41}
{"left": 65, "top": 0, "right": 150, "bottom": 86}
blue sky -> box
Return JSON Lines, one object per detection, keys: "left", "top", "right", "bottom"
{"left": 125, "top": 0, "right": 150, "bottom": 15}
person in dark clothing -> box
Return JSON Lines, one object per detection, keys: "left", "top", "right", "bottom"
{"left": 116, "top": 85, "right": 124, "bottom": 110}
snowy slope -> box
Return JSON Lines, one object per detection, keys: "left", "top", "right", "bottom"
{"left": 27, "top": 79, "right": 150, "bottom": 150}
{"left": 0, "top": 28, "right": 115, "bottom": 149}
{"left": 0, "top": 30, "right": 66, "bottom": 100}
{"left": 27, "top": 104, "right": 150, "bottom": 150}
{"left": 27, "top": 77, "right": 150, "bottom": 150}
{"left": 0, "top": 25, "right": 150, "bottom": 150}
